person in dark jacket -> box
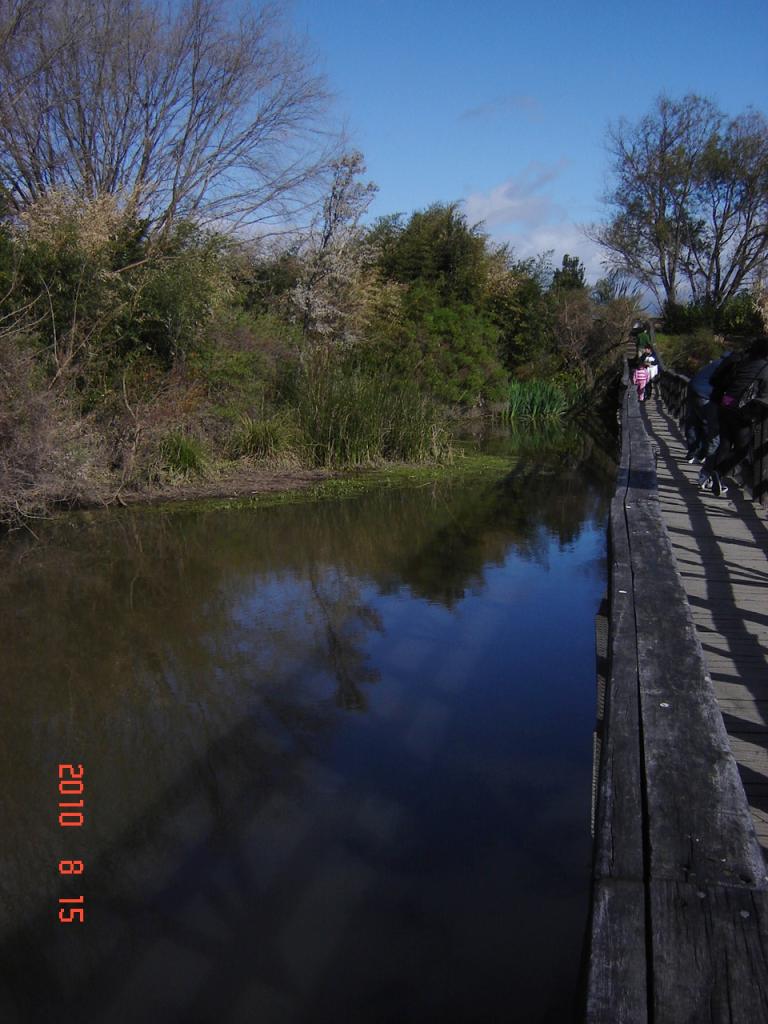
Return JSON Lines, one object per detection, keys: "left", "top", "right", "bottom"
{"left": 699, "top": 336, "right": 768, "bottom": 497}
{"left": 685, "top": 351, "right": 733, "bottom": 462}
{"left": 641, "top": 344, "right": 659, "bottom": 398}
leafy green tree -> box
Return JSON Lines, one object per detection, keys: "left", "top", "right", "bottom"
{"left": 362, "top": 282, "right": 507, "bottom": 405}
{"left": 485, "top": 251, "right": 557, "bottom": 374}
{"left": 552, "top": 254, "right": 587, "bottom": 291}
{"left": 370, "top": 202, "right": 490, "bottom": 306}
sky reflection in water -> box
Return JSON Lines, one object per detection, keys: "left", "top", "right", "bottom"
{"left": 0, "top": 435, "right": 615, "bottom": 1023}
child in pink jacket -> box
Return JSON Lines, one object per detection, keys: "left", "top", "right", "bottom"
{"left": 632, "top": 362, "right": 650, "bottom": 401}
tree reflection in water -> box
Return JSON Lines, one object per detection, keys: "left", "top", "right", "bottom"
{"left": 0, "top": 423, "right": 616, "bottom": 1023}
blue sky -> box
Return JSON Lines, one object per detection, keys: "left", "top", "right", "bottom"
{"left": 291, "top": 0, "right": 768, "bottom": 283}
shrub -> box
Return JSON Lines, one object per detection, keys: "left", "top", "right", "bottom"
{"left": 229, "top": 411, "right": 301, "bottom": 462}
{"left": 363, "top": 284, "right": 508, "bottom": 406}
{"left": 0, "top": 333, "right": 107, "bottom": 524}
{"left": 653, "top": 329, "right": 726, "bottom": 377}
{"left": 157, "top": 430, "right": 208, "bottom": 479}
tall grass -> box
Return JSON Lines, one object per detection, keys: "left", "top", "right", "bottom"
{"left": 506, "top": 379, "right": 577, "bottom": 421}
{"left": 158, "top": 429, "right": 208, "bottom": 478}
{"left": 296, "top": 363, "right": 452, "bottom": 467}
{"left": 229, "top": 410, "right": 300, "bottom": 463}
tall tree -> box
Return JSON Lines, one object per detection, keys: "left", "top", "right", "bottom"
{"left": 370, "top": 202, "right": 490, "bottom": 306}
{"left": 684, "top": 109, "right": 768, "bottom": 310}
{"left": 593, "top": 94, "right": 768, "bottom": 314}
{"left": 0, "top": 0, "right": 333, "bottom": 234}
{"left": 552, "top": 253, "right": 587, "bottom": 290}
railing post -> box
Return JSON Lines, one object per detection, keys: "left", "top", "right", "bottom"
{"left": 753, "top": 405, "right": 768, "bottom": 508}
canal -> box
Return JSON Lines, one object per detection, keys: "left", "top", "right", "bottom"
{"left": 0, "top": 426, "right": 615, "bottom": 1023}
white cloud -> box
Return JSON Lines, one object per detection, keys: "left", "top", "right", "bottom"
{"left": 462, "top": 165, "right": 607, "bottom": 282}
{"left": 510, "top": 223, "right": 605, "bottom": 283}
{"left": 462, "top": 161, "right": 569, "bottom": 230}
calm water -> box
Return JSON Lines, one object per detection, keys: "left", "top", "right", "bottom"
{"left": 0, "top": 429, "right": 615, "bottom": 1023}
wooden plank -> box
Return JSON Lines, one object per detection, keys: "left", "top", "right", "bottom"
{"left": 589, "top": 385, "right": 768, "bottom": 1021}
{"left": 588, "top": 390, "right": 647, "bottom": 1018}
{"left": 592, "top": 495, "right": 644, "bottom": 882}
{"left": 649, "top": 881, "right": 768, "bottom": 1023}
{"left": 683, "top": 582, "right": 768, "bottom": 604}
{"left": 729, "top": 734, "right": 768, "bottom": 775}
{"left": 585, "top": 879, "right": 647, "bottom": 1024}
{"left": 717, "top": 700, "right": 768, "bottom": 730}
{"left": 713, "top": 680, "right": 768, "bottom": 703}
{"left": 626, "top": 439, "right": 767, "bottom": 886}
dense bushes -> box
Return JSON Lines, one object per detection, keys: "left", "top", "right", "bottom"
{"left": 655, "top": 291, "right": 766, "bottom": 376}
{"left": 0, "top": 191, "right": 637, "bottom": 526}
{"left": 0, "top": 335, "right": 107, "bottom": 523}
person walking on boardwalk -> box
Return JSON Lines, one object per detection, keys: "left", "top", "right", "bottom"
{"left": 631, "top": 358, "right": 650, "bottom": 402}
{"left": 685, "top": 350, "right": 734, "bottom": 463}
{"left": 641, "top": 344, "right": 659, "bottom": 399}
{"left": 699, "top": 336, "right": 768, "bottom": 497}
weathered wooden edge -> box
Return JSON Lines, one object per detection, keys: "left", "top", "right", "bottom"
{"left": 587, "top": 388, "right": 648, "bottom": 1022}
{"left": 592, "top": 423, "right": 645, "bottom": 882}
{"left": 585, "top": 879, "right": 648, "bottom": 1024}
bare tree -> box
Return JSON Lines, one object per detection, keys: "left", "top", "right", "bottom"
{"left": 0, "top": 0, "right": 334, "bottom": 233}
{"left": 292, "top": 151, "right": 378, "bottom": 345}
{"left": 590, "top": 95, "right": 720, "bottom": 308}
{"left": 592, "top": 94, "right": 768, "bottom": 314}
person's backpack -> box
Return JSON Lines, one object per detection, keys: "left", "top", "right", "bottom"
{"left": 717, "top": 357, "right": 768, "bottom": 413}
{"left": 708, "top": 354, "right": 738, "bottom": 405}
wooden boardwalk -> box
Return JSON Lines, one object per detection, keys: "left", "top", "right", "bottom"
{"left": 644, "top": 395, "right": 768, "bottom": 853}
{"left": 586, "top": 385, "right": 768, "bottom": 1023}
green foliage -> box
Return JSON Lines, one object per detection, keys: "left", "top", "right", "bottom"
{"left": 229, "top": 411, "right": 300, "bottom": 461}
{"left": 188, "top": 336, "right": 269, "bottom": 413}
{"left": 552, "top": 254, "right": 587, "bottom": 291}
{"left": 506, "top": 378, "right": 579, "bottom": 420}
{"left": 295, "top": 357, "right": 452, "bottom": 467}
{"left": 653, "top": 328, "right": 726, "bottom": 377}
{"left": 158, "top": 430, "right": 208, "bottom": 478}
{"left": 364, "top": 283, "right": 508, "bottom": 405}
{"left": 129, "top": 225, "right": 232, "bottom": 365}
{"left": 488, "top": 260, "right": 558, "bottom": 374}
{"left": 369, "top": 202, "right": 490, "bottom": 306}
{"left": 4, "top": 198, "right": 231, "bottom": 401}
{"left": 664, "top": 292, "right": 763, "bottom": 336}
{"left": 240, "top": 250, "right": 301, "bottom": 314}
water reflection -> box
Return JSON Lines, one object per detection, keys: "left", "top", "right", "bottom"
{"left": 0, "top": 425, "right": 615, "bottom": 1023}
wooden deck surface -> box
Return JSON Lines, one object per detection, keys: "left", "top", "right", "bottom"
{"left": 643, "top": 396, "right": 768, "bottom": 853}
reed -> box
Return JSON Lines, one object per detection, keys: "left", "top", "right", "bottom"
{"left": 506, "top": 379, "right": 577, "bottom": 420}
{"left": 296, "top": 364, "right": 452, "bottom": 468}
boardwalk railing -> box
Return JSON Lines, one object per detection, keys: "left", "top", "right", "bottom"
{"left": 658, "top": 367, "right": 768, "bottom": 507}
{"left": 586, "top": 384, "right": 768, "bottom": 1023}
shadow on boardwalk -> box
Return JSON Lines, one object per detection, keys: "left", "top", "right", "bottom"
{"left": 645, "top": 397, "right": 768, "bottom": 851}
